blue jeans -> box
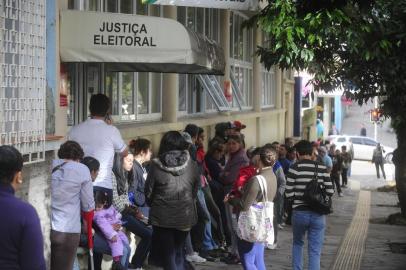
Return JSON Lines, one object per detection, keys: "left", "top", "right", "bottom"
{"left": 92, "top": 232, "right": 131, "bottom": 270}
{"left": 237, "top": 239, "right": 265, "bottom": 270}
{"left": 197, "top": 189, "right": 218, "bottom": 251}
{"left": 292, "top": 210, "right": 326, "bottom": 270}
{"left": 122, "top": 214, "right": 152, "bottom": 268}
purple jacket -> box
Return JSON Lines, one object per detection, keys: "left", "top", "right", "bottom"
{"left": 94, "top": 205, "right": 122, "bottom": 240}
{"left": 220, "top": 148, "right": 249, "bottom": 188}
{"left": 0, "top": 184, "right": 45, "bottom": 270}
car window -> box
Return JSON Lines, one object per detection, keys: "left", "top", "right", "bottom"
{"left": 364, "top": 139, "right": 377, "bottom": 146}
{"left": 350, "top": 137, "right": 363, "bottom": 145}
{"left": 337, "top": 137, "right": 346, "bottom": 142}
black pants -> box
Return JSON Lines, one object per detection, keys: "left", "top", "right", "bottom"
{"left": 341, "top": 168, "right": 348, "bottom": 186}
{"left": 375, "top": 162, "right": 386, "bottom": 179}
{"left": 331, "top": 174, "right": 342, "bottom": 194}
{"left": 150, "top": 226, "right": 188, "bottom": 270}
{"left": 50, "top": 230, "right": 80, "bottom": 270}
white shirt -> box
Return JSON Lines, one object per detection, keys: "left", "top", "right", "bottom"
{"left": 68, "top": 119, "right": 126, "bottom": 189}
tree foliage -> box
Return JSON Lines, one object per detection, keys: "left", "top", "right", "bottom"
{"left": 250, "top": 0, "right": 406, "bottom": 217}
{"left": 252, "top": 0, "right": 406, "bottom": 133}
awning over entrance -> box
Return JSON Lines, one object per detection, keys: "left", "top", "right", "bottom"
{"left": 60, "top": 10, "right": 225, "bottom": 75}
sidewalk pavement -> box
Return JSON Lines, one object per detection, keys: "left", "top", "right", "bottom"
{"left": 195, "top": 187, "right": 358, "bottom": 270}
{"left": 360, "top": 190, "right": 406, "bottom": 270}
{"left": 195, "top": 185, "right": 406, "bottom": 270}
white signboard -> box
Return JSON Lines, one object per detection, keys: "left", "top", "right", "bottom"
{"left": 147, "top": 0, "right": 259, "bottom": 11}
{"left": 60, "top": 11, "right": 225, "bottom": 74}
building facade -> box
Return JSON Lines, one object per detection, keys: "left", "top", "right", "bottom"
{"left": 1, "top": 0, "right": 295, "bottom": 262}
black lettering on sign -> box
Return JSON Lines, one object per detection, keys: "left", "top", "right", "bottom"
{"left": 94, "top": 21, "right": 156, "bottom": 47}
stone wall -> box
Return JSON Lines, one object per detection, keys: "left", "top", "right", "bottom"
{"left": 17, "top": 151, "right": 54, "bottom": 269}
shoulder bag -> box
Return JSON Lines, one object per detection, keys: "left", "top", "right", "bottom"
{"left": 237, "top": 175, "right": 274, "bottom": 244}
{"left": 303, "top": 163, "right": 333, "bottom": 215}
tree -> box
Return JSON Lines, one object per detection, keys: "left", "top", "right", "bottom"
{"left": 251, "top": 0, "right": 406, "bottom": 217}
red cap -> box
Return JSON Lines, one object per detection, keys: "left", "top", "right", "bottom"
{"left": 233, "top": 121, "right": 246, "bottom": 130}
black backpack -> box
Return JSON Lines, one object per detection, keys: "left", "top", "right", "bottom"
{"left": 303, "top": 163, "right": 333, "bottom": 215}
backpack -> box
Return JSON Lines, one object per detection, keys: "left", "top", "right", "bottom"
{"left": 303, "top": 164, "right": 333, "bottom": 215}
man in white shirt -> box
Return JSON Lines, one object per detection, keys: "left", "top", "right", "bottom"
{"left": 68, "top": 94, "right": 128, "bottom": 198}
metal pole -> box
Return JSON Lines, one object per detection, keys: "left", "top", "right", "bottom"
{"left": 374, "top": 96, "right": 378, "bottom": 141}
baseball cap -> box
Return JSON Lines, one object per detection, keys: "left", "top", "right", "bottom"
{"left": 233, "top": 120, "right": 246, "bottom": 130}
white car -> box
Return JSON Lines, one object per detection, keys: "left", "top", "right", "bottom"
{"left": 329, "top": 135, "right": 394, "bottom": 162}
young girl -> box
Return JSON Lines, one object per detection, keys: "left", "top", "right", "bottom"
{"left": 93, "top": 191, "right": 129, "bottom": 270}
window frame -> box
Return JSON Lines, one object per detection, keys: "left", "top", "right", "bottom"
{"left": 177, "top": 7, "right": 221, "bottom": 115}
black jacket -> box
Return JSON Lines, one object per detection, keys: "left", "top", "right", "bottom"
{"left": 145, "top": 150, "right": 199, "bottom": 230}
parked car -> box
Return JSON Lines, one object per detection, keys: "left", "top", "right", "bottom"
{"left": 329, "top": 135, "right": 394, "bottom": 162}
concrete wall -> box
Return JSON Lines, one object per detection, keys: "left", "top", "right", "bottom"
{"left": 18, "top": 151, "right": 55, "bottom": 269}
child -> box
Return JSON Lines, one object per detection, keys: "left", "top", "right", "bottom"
{"left": 93, "top": 191, "right": 129, "bottom": 270}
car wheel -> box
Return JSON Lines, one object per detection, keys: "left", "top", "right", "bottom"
{"left": 385, "top": 152, "right": 393, "bottom": 164}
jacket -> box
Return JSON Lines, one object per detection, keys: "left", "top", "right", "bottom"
{"left": 220, "top": 148, "right": 249, "bottom": 190}
{"left": 145, "top": 150, "right": 200, "bottom": 230}
{"left": 0, "top": 185, "right": 46, "bottom": 270}
{"left": 94, "top": 205, "right": 123, "bottom": 240}
{"left": 229, "top": 167, "right": 277, "bottom": 212}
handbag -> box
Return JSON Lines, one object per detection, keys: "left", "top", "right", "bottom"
{"left": 303, "top": 164, "right": 333, "bottom": 215}
{"left": 237, "top": 175, "right": 274, "bottom": 244}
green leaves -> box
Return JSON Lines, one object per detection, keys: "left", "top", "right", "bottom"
{"left": 249, "top": 0, "right": 406, "bottom": 122}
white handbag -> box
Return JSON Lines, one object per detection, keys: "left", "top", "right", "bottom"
{"left": 237, "top": 175, "right": 274, "bottom": 244}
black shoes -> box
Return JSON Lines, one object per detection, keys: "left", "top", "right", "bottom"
{"left": 112, "top": 261, "right": 126, "bottom": 270}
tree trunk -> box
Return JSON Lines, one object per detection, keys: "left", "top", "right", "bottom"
{"left": 393, "top": 128, "right": 406, "bottom": 217}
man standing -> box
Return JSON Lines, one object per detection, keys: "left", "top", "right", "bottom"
{"left": 279, "top": 144, "right": 292, "bottom": 176}
{"left": 341, "top": 145, "right": 352, "bottom": 187}
{"left": 286, "top": 140, "right": 334, "bottom": 270}
{"left": 68, "top": 94, "right": 128, "bottom": 198}
{"left": 372, "top": 143, "right": 386, "bottom": 179}
{"left": 360, "top": 124, "right": 367, "bottom": 136}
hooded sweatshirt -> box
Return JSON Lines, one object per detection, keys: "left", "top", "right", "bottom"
{"left": 144, "top": 150, "right": 200, "bottom": 230}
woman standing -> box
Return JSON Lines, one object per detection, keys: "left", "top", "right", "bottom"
{"left": 221, "top": 134, "right": 249, "bottom": 264}
{"left": 51, "top": 141, "right": 95, "bottom": 270}
{"left": 227, "top": 146, "right": 277, "bottom": 270}
{"left": 145, "top": 131, "right": 200, "bottom": 270}
{"left": 128, "top": 138, "right": 152, "bottom": 218}
{"left": 111, "top": 151, "right": 152, "bottom": 269}
{"left": 0, "top": 145, "right": 46, "bottom": 270}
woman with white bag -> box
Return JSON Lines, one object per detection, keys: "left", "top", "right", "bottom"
{"left": 227, "top": 146, "right": 277, "bottom": 269}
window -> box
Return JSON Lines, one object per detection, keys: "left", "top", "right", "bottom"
{"left": 364, "top": 139, "right": 377, "bottom": 146}
{"left": 105, "top": 0, "right": 117, "bottom": 12}
{"left": 230, "top": 12, "right": 254, "bottom": 109}
{"left": 261, "top": 67, "right": 276, "bottom": 108}
{"left": 120, "top": 0, "right": 133, "bottom": 14}
{"left": 105, "top": 70, "right": 162, "bottom": 121}
{"left": 177, "top": 7, "right": 221, "bottom": 114}
{"left": 350, "top": 137, "right": 363, "bottom": 145}
{"left": 337, "top": 137, "right": 346, "bottom": 143}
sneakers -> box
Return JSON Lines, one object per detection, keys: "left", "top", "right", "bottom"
{"left": 278, "top": 224, "right": 284, "bottom": 230}
{"left": 339, "top": 192, "right": 344, "bottom": 197}
{"left": 266, "top": 243, "right": 278, "bottom": 250}
{"left": 186, "top": 252, "right": 207, "bottom": 263}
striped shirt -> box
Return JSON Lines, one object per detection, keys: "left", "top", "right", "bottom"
{"left": 285, "top": 159, "right": 334, "bottom": 209}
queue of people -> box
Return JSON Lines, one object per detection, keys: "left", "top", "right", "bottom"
{"left": 0, "top": 93, "right": 345, "bottom": 270}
